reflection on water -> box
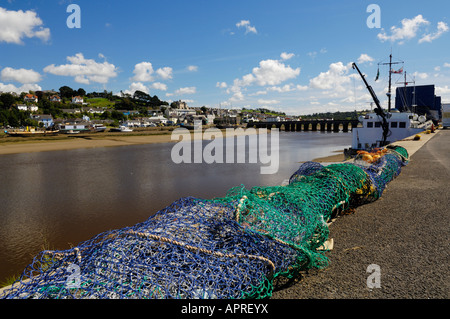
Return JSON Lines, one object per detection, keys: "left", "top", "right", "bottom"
{"left": 0, "top": 131, "right": 351, "bottom": 282}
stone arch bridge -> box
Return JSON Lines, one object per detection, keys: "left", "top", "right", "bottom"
{"left": 247, "top": 119, "right": 360, "bottom": 132}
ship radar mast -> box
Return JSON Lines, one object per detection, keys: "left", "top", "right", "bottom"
{"left": 376, "top": 54, "right": 404, "bottom": 112}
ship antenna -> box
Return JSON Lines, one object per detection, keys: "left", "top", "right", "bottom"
{"left": 378, "top": 53, "right": 403, "bottom": 112}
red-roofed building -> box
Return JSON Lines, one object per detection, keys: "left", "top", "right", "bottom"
{"left": 24, "top": 94, "right": 38, "bottom": 103}
{"left": 72, "top": 96, "right": 84, "bottom": 104}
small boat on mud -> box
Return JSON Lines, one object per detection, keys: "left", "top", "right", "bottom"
{"left": 109, "top": 125, "right": 133, "bottom": 132}
{"left": 4, "top": 128, "right": 59, "bottom": 137}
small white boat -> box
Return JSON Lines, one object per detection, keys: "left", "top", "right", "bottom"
{"left": 91, "top": 124, "right": 107, "bottom": 132}
{"left": 120, "top": 126, "right": 133, "bottom": 132}
{"left": 110, "top": 125, "right": 133, "bottom": 132}
{"left": 65, "top": 129, "right": 81, "bottom": 134}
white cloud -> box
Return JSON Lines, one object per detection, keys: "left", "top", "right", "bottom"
{"left": 131, "top": 62, "right": 154, "bottom": 82}
{"left": 309, "top": 62, "right": 354, "bottom": 92}
{"left": 151, "top": 82, "right": 168, "bottom": 91}
{"left": 175, "top": 87, "right": 196, "bottom": 95}
{"left": 0, "top": 82, "right": 42, "bottom": 94}
{"left": 122, "top": 81, "right": 167, "bottom": 96}
{"left": 357, "top": 54, "right": 374, "bottom": 64}
{"left": 156, "top": 67, "right": 173, "bottom": 80}
{"left": 267, "top": 84, "right": 308, "bottom": 93}
{"left": 307, "top": 51, "right": 317, "bottom": 59}
{"left": 44, "top": 53, "right": 118, "bottom": 84}
{"left": 223, "top": 55, "right": 302, "bottom": 105}
{"left": 216, "top": 82, "right": 227, "bottom": 88}
{"left": 296, "top": 84, "right": 308, "bottom": 91}
{"left": 249, "top": 90, "right": 268, "bottom": 96}
{"left": 444, "top": 63, "right": 450, "bottom": 68}
{"left": 419, "top": 21, "right": 449, "bottom": 43}
{"left": 129, "top": 82, "right": 149, "bottom": 94}
{"left": 131, "top": 62, "right": 172, "bottom": 83}
{"left": 187, "top": 65, "right": 198, "bottom": 72}
{"left": 1, "top": 67, "right": 42, "bottom": 84}
{"left": 229, "top": 91, "right": 244, "bottom": 102}
{"left": 412, "top": 71, "right": 429, "bottom": 80}
{"left": 236, "top": 20, "right": 257, "bottom": 34}
{"left": 307, "top": 49, "right": 326, "bottom": 60}
{"left": 251, "top": 59, "right": 301, "bottom": 86}
{"left": 122, "top": 81, "right": 168, "bottom": 96}
{"left": 280, "top": 52, "right": 295, "bottom": 60}
{"left": 436, "top": 85, "right": 450, "bottom": 95}
{"left": 0, "top": 7, "right": 50, "bottom": 44}
{"left": 258, "top": 99, "right": 280, "bottom": 105}
{"left": 378, "top": 15, "right": 429, "bottom": 44}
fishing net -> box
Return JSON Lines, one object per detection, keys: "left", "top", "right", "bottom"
{"left": 1, "top": 145, "right": 409, "bottom": 299}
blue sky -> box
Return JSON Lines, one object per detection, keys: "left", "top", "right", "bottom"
{"left": 1, "top": 0, "right": 449, "bottom": 115}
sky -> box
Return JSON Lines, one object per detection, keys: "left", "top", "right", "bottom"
{"left": 0, "top": 0, "right": 449, "bottom": 115}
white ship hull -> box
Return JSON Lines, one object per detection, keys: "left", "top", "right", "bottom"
{"left": 352, "top": 111, "right": 432, "bottom": 150}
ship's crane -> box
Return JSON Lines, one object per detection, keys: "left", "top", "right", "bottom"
{"left": 352, "top": 62, "right": 390, "bottom": 147}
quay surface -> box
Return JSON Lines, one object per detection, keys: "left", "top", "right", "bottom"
{"left": 272, "top": 129, "right": 449, "bottom": 299}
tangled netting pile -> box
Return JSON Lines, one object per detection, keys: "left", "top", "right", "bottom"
{"left": 1, "top": 145, "right": 409, "bottom": 299}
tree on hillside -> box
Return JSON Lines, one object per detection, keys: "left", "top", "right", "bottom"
{"left": 59, "top": 86, "right": 75, "bottom": 99}
{"left": 77, "top": 88, "right": 86, "bottom": 97}
{"left": 132, "top": 90, "right": 167, "bottom": 108}
{"left": 0, "top": 93, "right": 16, "bottom": 109}
{"left": 133, "top": 90, "right": 151, "bottom": 103}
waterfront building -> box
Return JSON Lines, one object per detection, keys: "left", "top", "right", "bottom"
{"left": 31, "top": 114, "right": 54, "bottom": 128}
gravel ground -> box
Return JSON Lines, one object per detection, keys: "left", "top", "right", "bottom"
{"left": 272, "top": 129, "right": 450, "bottom": 299}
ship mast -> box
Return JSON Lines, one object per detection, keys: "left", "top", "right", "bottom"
{"left": 378, "top": 54, "right": 403, "bottom": 112}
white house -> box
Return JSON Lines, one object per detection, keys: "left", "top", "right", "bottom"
{"left": 165, "top": 108, "right": 196, "bottom": 118}
{"left": 123, "top": 119, "right": 142, "bottom": 127}
{"left": 17, "top": 104, "right": 28, "bottom": 111}
{"left": 148, "top": 115, "right": 168, "bottom": 125}
{"left": 57, "top": 122, "right": 90, "bottom": 133}
{"left": 81, "top": 107, "right": 105, "bottom": 114}
{"left": 17, "top": 104, "right": 39, "bottom": 112}
{"left": 50, "top": 95, "right": 62, "bottom": 103}
{"left": 72, "top": 96, "right": 84, "bottom": 104}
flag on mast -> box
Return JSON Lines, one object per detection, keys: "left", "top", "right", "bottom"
{"left": 391, "top": 67, "right": 403, "bottom": 74}
{"left": 375, "top": 67, "right": 380, "bottom": 81}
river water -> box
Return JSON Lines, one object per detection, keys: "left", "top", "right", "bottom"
{"left": 0, "top": 131, "right": 352, "bottom": 283}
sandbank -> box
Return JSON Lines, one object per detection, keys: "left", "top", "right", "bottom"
{"left": 0, "top": 127, "right": 262, "bottom": 156}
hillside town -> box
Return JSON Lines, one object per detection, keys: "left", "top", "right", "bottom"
{"left": 0, "top": 87, "right": 302, "bottom": 133}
